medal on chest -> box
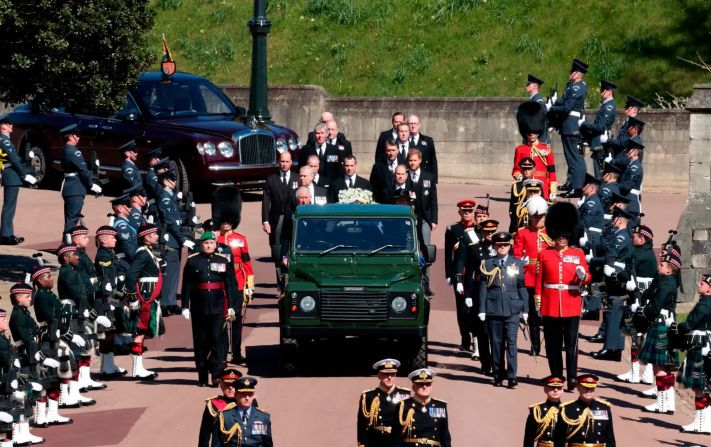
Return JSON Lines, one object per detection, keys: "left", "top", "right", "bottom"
{"left": 506, "top": 264, "right": 519, "bottom": 277}
{"left": 591, "top": 408, "right": 609, "bottom": 420}
{"left": 252, "top": 420, "right": 267, "bottom": 435}
{"left": 562, "top": 255, "right": 580, "bottom": 264}
{"left": 209, "top": 262, "right": 226, "bottom": 273}
{"left": 428, "top": 406, "right": 446, "bottom": 418}
{"left": 229, "top": 238, "right": 244, "bottom": 248}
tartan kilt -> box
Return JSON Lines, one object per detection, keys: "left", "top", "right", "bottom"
{"left": 678, "top": 346, "right": 706, "bottom": 390}
{"left": 639, "top": 321, "right": 678, "bottom": 367}
{"left": 126, "top": 308, "right": 139, "bottom": 335}
{"left": 113, "top": 305, "right": 130, "bottom": 334}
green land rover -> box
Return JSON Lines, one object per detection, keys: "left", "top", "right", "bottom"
{"left": 279, "top": 204, "right": 433, "bottom": 373}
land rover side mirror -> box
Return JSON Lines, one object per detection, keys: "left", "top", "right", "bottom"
{"left": 426, "top": 245, "right": 436, "bottom": 263}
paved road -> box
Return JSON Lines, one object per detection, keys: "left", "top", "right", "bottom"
{"left": 4, "top": 183, "right": 706, "bottom": 447}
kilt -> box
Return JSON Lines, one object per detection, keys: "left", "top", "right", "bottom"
{"left": 639, "top": 321, "right": 678, "bottom": 367}
{"left": 678, "top": 346, "right": 706, "bottom": 390}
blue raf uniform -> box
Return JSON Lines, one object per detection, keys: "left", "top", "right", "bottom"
{"left": 119, "top": 140, "right": 142, "bottom": 190}
{"left": 0, "top": 125, "right": 30, "bottom": 242}
{"left": 579, "top": 174, "right": 605, "bottom": 248}
{"left": 212, "top": 376, "right": 273, "bottom": 447}
{"left": 618, "top": 137, "right": 644, "bottom": 225}
{"left": 478, "top": 232, "right": 528, "bottom": 386}
{"left": 59, "top": 125, "right": 96, "bottom": 233}
{"left": 111, "top": 194, "right": 138, "bottom": 263}
{"left": 597, "top": 163, "right": 622, "bottom": 211}
{"left": 581, "top": 81, "right": 617, "bottom": 178}
{"left": 548, "top": 59, "right": 588, "bottom": 192}
{"left": 528, "top": 74, "right": 550, "bottom": 144}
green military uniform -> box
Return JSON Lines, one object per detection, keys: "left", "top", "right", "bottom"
{"left": 9, "top": 303, "right": 39, "bottom": 367}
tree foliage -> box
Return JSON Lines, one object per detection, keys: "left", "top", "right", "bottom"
{"left": 0, "top": 0, "right": 155, "bottom": 114}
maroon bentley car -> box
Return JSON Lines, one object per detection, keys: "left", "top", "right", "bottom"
{"left": 3, "top": 70, "right": 300, "bottom": 194}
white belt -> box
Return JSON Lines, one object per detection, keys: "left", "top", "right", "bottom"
{"left": 90, "top": 277, "right": 98, "bottom": 284}
{"left": 637, "top": 277, "right": 653, "bottom": 285}
{"left": 116, "top": 253, "right": 126, "bottom": 259}
{"left": 588, "top": 227, "right": 602, "bottom": 233}
{"left": 691, "top": 330, "right": 711, "bottom": 337}
{"left": 569, "top": 111, "right": 582, "bottom": 118}
{"left": 613, "top": 261, "right": 626, "bottom": 269}
{"left": 60, "top": 299, "right": 76, "bottom": 307}
{"left": 544, "top": 283, "right": 579, "bottom": 291}
{"left": 64, "top": 172, "right": 78, "bottom": 178}
{"left": 118, "top": 275, "right": 125, "bottom": 282}
{"left": 630, "top": 189, "right": 640, "bottom": 195}
{"left": 603, "top": 214, "right": 612, "bottom": 220}
{"left": 139, "top": 277, "right": 159, "bottom": 283}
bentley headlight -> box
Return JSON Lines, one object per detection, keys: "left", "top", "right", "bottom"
{"left": 198, "top": 141, "right": 216, "bottom": 156}
{"left": 288, "top": 136, "right": 299, "bottom": 151}
{"left": 218, "top": 141, "right": 234, "bottom": 158}
{"left": 391, "top": 296, "right": 407, "bottom": 313}
{"left": 275, "top": 138, "right": 287, "bottom": 154}
{"left": 299, "top": 295, "right": 316, "bottom": 312}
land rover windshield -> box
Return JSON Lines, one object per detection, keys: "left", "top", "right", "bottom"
{"left": 293, "top": 217, "right": 416, "bottom": 254}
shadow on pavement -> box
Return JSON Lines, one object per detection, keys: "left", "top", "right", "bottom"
{"left": 150, "top": 355, "right": 193, "bottom": 362}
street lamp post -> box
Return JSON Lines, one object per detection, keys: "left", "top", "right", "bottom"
{"left": 247, "top": 0, "right": 272, "bottom": 123}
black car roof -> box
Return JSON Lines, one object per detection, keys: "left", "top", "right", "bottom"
{"left": 137, "top": 71, "right": 207, "bottom": 83}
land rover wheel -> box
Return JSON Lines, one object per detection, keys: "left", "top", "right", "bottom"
{"left": 279, "top": 337, "right": 299, "bottom": 376}
{"left": 407, "top": 336, "right": 428, "bottom": 370}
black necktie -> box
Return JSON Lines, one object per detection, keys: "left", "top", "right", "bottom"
{"left": 410, "top": 137, "right": 415, "bottom": 146}
{"left": 347, "top": 178, "right": 352, "bottom": 188}
{"left": 242, "top": 410, "right": 248, "bottom": 424}
{"left": 400, "top": 144, "right": 405, "bottom": 156}
{"left": 281, "top": 173, "right": 286, "bottom": 185}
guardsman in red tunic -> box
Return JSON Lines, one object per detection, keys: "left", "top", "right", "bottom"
{"left": 512, "top": 101, "right": 558, "bottom": 202}
{"left": 513, "top": 196, "right": 553, "bottom": 357}
{"left": 534, "top": 203, "right": 590, "bottom": 390}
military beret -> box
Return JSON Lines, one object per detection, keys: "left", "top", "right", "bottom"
{"left": 199, "top": 232, "right": 215, "bottom": 241}
{"left": 69, "top": 225, "right": 89, "bottom": 237}
{"left": 576, "top": 373, "right": 599, "bottom": 388}
{"left": 59, "top": 124, "right": 80, "bottom": 136}
{"left": 456, "top": 199, "right": 476, "bottom": 210}
{"left": 408, "top": 368, "right": 434, "bottom": 383}
{"left": 0, "top": 309, "right": 6, "bottom": 317}
{"left": 518, "top": 157, "right": 535, "bottom": 169}
{"left": 30, "top": 264, "right": 51, "bottom": 283}
{"left": 491, "top": 232, "right": 512, "bottom": 245}
{"left": 600, "top": 80, "right": 617, "bottom": 91}
{"left": 663, "top": 254, "right": 682, "bottom": 270}
{"left": 570, "top": 58, "right": 589, "bottom": 74}
{"left": 541, "top": 374, "right": 566, "bottom": 388}
{"left": 373, "top": 358, "right": 401, "bottom": 373}
{"left": 702, "top": 274, "right": 711, "bottom": 287}
{"left": 118, "top": 139, "right": 137, "bottom": 153}
{"left": 474, "top": 204, "right": 489, "bottom": 215}
{"left": 527, "top": 74, "right": 544, "bottom": 86}
{"left": 235, "top": 376, "right": 258, "bottom": 392}
{"left": 10, "top": 283, "right": 33, "bottom": 296}
{"left": 96, "top": 225, "right": 117, "bottom": 237}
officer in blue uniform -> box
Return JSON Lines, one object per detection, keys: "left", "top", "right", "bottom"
{"left": 157, "top": 169, "right": 195, "bottom": 313}
{"left": 124, "top": 184, "right": 148, "bottom": 229}
{"left": 215, "top": 376, "right": 273, "bottom": 447}
{"left": 120, "top": 140, "right": 142, "bottom": 190}
{"left": 605, "top": 116, "right": 645, "bottom": 168}
{"left": 525, "top": 74, "right": 549, "bottom": 144}
{"left": 581, "top": 80, "right": 617, "bottom": 178}
{"left": 0, "top": 117, "right": 36, "bottom": 244}
{"left": 111, "top": 194, "right": 138, "bottom": 265}
{"left": 602, "top": 96, "right": 643, "bottom": 165}
{"left": 578, "top": 174, "right": 605, "bottom": 315}
{"left": 143, "top": 148, "right": 162, "bottom": 198}
{"left": 548, "top": 59, "right": 588, "bottom": 198}
{"left": 619, "top": 136, "right": 644, "bottom": 226}
{"left": 478, "top": 232, "right": 528, "bottom": 388}
{"left": 597, "top": 163, "right": 622, "bottom": 210}
{"left": 60, "top": 124, "right": 102, "bottom": 234}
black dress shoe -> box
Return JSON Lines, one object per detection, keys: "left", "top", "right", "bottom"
{"left": 231, "top": 354, "right": 246, "bottom": 365}
{"left": 560, "top": 189, "right": 583, "bottom": 198}
{"left": 587, "top": 334, "right": 605, "bottom": 343}
{"left": 558, "top": 184, "right": 571, "bottom": 192}
{"left": 459, "top": 344, "right": 472, "bottom": 353}
{"left": 591, "top": 349, "right": 622, "bottom": 361}
{"left": 493, "top": 378, "right": 502, "bottom": 387}
{"left": 507, "top": 379, "right": 518, "bottom": 389}
{"left": 197, "top": 381, "right": 207, "bottom": 387}
{"left": 0, "top": 236, "right": 20, "bottom": 245}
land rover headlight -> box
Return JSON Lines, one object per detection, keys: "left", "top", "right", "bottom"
{"left": 198, "top": 141, "right": 216, "bottom": 156}
{"left": 299, "top": 295, "right": 316, "bottom": 312}
{"left": 391, "top": 296, "right": 407, "bottom": 313}
{"left": 218, "top": 141, "right": 234, "bottom": 158}
{"left": 275, "top": 138, "right": 287, "bottom": 153}
{"left": 288, "top": 136, "right": 299, "bottom": 151}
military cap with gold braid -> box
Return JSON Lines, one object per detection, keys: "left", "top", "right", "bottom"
{"left": 219, "top": 368, "right": 243, "bottom": 384}
{"left": 541, "top": 374, "right": 566, "bottom": 388}
{"left": 456, "top": 199, "right": 476, "bottom": 210}
{"left": 408, "top": 368, "right": 434, "bottom": 384}
{"left": 479, "top": 219, "right": 499, "bottom": 233}
{"left": 235, "top": 376, "right": 258, "bottom": 392}
{"left": 373, "top": 358, "right": 400, "bottom": 373}
{"left": 576, "top": 373, "right": 599, "bottom": 388}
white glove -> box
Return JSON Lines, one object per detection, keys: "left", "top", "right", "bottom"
{"left": 56, "top": 330, "right": 61, "bottom": 338}
{"left": 545, "top": 99, "right": 552, "bottom": 111}
{"left": 191, "top": 215, "right": 199, "bottom": 225}
{"left": 551, "top": 92, "right": 558, "bottom": 103}
{"left": 703, "top": 345, "right": 711, "bottom": 357}
{"left": 10, "top": 380, "right": 17, "bottom": 390}
{"left": 604, "top": 153, "right": 613, "bottom": 163}
{"left": 30, "top": 382, "right": 43, "bottom": 392}
{"left": 13, "top": 359, "right": 20, "bottom": 368}
{"left": 182, "top": 308, "right": 190, "bottom": 320}
{"left": 456, "top": 283, "right": 464, "bottom": 294}
{"left": 577, "top": 117, "right": 585, "bottom": 127}
{"left": 12, "top": 391, "right": 25, "bottom": 400}
{"left": 664, "top": 315, "right": 675, "bottom": 328}
{"left": 549, "top": 193, "right": 556, "bottom": 201}
{"left": 576, "top": 198, "right": 585, "bottom": 208}
{"left": 176, "top": 191, "right": 183, "bottom": 200}
{"left": 90, "top": 183, "right": 103, "bottom": 194}
{"left": 43, "top": 358, "right": 60, "bottom": 368}
{"left": 227, "top": 308, "right": 236, "bottom": 318}
{"left": 625, "top": 279, "right": 636, "bottom": 292}
{"left": 478, "top": 312, "right": 486, "bottom": 321}
{"left": 129, "top": 300, "right": 140, "bottom": 311}
{"left": 603, "top": 265, "right": 615, "bottom": 277}
{"left": 600, "top": 134, "right": 609, "bottom": 143}
{"left": 522, "top": 313, "right": 529, "bottom": 323}
{"left": 465, "top": 297, "right": 473, "bottom": 308}
{"left": 579, "top": 234, "right": 588, "bottom": 247}
{"left": 110, "top": 304, "right": 115, "bottom": 311}
{"left": 575, "top": 265, "right": 586, "bottom": 279}
{"left": 34, "top": 352, "right": 42, "bottom": 361}
{"left": 83, "top": 309, "right": 90, "bottom": 319}
{"left": 183, "top": 240, "right": 195, "bottom": 250}
{"left": 245, "top": 288, "right": 254, "bottom": 297}
{"left": 585, "top": 253, "right": 593, "bottom": 263}
{"left": 95, "top": 316, "right": 111, "bottom": 328}
{"left": 105, "top": 282, "right": 113, "bottom": 292}
{"left": 630, "top": 302, "right": 640, "bottom": 313}
{"left": 521, "top": 256, "right": 529, "bottom": 266}
{"left": 0, "top": 412, "right": 13, "bottom": 423}
{"left": 71, "top": 334, "right": 86, "bottom": 348}
{"left": 23, "top": 174, "right": 37, "bottom": 185}
{"left": 446, "top": 277, "right": 452, "bottom": 286}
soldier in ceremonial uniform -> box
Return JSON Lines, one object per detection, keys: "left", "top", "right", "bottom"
{"left": 512, "top": 105, "right": 557, "bottom": 201}
{"left": 597, "top": 163, "right": 622, "bottom": 211}
{"left": 444, "top": 200, "right": 479, "bottom": 353}
{"left": 553, "top": 374, "right": 616, "bottom": 447}
{"left": 157, "top": 169, "right": 196, "bottom": 314}
{"left": 672, "top": 274, "right": 711, "bottom": 433}
{"left": 547, "top": 59, "right": 588, "bottom": 198}
{"left": 512, "top": 179, "right": 544, "bottom": 233}
{"left": 523, "top": 374, "right": 564, "bottom": 447}
{"left": 525, "top": 74, "right": 549, "bottom": 144}
{"left": 181, "top": 232, "right": 239, "bottom": 386}
{"left": 198, "top": 368, "right": 243, "bottom": 447}
{"left": 143, "top": 147, "right": 163, "bottom": 200}
{"left": 111, "top": 194, "right": 138, "bottom": 263}
{"left": 59, "top": 124, "right": 102, "bottom": 234}
{"left": 618, "top": 136, "right": 644, "bottom": 225}
{"left": 0, "top": 308, "right": 20, "bottom": 445}
{"left": 534, "top": 203, "right": 590, "bottom": 390}
{"left": 119, "top": 140, "right": 142, "bottom": 190}
{"left": 124, "top": 223, "right": 163, "bottom": 380}
{"left": 604, "top": 116, "right": 645, "bottom": 169}
{"left": 392, "top": 369, "right": 450, "bottom": 447}
{"left": 509, "top": 157, "right": 536, "bottom": 232}
{"left": 126, "top": 185, "right": 148, "bottom": 230}
{"left": 212, "top": 376, "right": 272, "bottom": 447}
{"left": 213, "top": 186, "right": 253, "bottom": 365}
{"left": 580, "top": 80, "right": 617, "bottom": 178}
{"left": 358, "top": 358, "right": 411, "bottom": 447}
{"left": 0, "top": 117, "right": 37, "bottom": 245}
{"left": 513, "top": 196, "right": 552, "bottom": 357}
{"left": 478, "top": 232, "right": 528, "bottom": 388}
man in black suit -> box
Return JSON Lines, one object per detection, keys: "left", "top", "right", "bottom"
{"left": 375, "top": 111, "right": 405, "bottom": 164}
{"left": 326, "top": 120, "right": 352, "bottom": 158}
{"left": 298, "top": 166, "right": 328, "bottom": 205}
{"left": 328, "top": 155, "right": 373, "bottom": 203}
{"left": 305, "top": 155, "right": 330, "bottom": 188}
{"left": 386, "top": 164, "right": 415, "bottom": 204}
{"left": 407, "top": 115, "right": 438, "bottom": 183}
{"left": 299, "top": 123, "right": 343, "bottom": 180}
{"left": 306, "top": 111, "right": 348, "bottom": 147}
{"left": 261, "top": 151, "right": 299, "bottom": 290}
{"left": 369, "top": 139, "right": 399, "bottom": 203}
{"left": 408, "top": 148, "right": 438, "bottom": 296}
{"left": 394, "top": 123, "right": 411, "bottom": 165}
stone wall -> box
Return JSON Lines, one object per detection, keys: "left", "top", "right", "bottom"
{"left": 221, "top": 85, "right": 690, "bottom": 193}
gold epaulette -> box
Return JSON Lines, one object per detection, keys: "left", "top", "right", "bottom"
{"left": 595, "top": 398, "right": 611, "bottom": 406}
{"left": 361, "top": 387, "right": 376, "bottom": 394}
{"left": 205, "top": 395, "right": 220, "bottom": 402}
{"left": 529, "top": 401, "right": 545, "bottom": 409}
{"left": 560, "top": 400, "right": 576, "bottom": 407}
{"left": 98, "top": 261, "right": 111, "bottom": 267}
{"left": 215, "top": 252, "right": 229, "bottom": 259}
{"left": 396, "top": 386, "right": 411, "bottom": 392}
{"left": 480, "top": 260, "right": 500, "bottom": 287}
{"left": 188, "top": 252, "right": 200, "bottom": 258}
{"left": 512, "top": 181, "right": 525, "bottom": 198}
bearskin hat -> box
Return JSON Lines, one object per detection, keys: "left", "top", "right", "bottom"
{"left": 545, "top": 202, "right": 580, "bottom": 242}
{"left": 212, "top": 185, "right": 242, "bottom": 229}
{"left": 516, "top": 101, "right": 546, "bottom": 139}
